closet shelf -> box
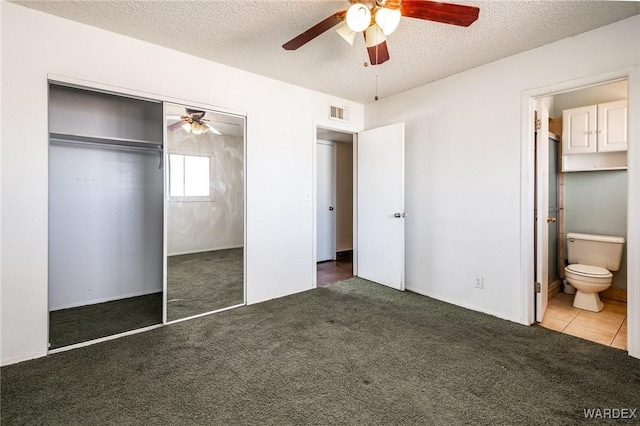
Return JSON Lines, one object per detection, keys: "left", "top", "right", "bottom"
{"left": 50, "top": 132, "right": 163, "bottom": 151}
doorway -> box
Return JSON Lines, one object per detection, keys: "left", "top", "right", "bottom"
{"left": 531, "top": 78, "right": 631, "bottom": 352}
{"left": 316, "top": 127, "right": 354, "bottom": 287}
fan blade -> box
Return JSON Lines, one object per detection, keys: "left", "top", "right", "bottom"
{"left": 283, "top": 10, "right": 347, "bottom": 50}
{"left": 367, "top": 40, "right": 390, "bottom": 66}
{"left": 205, "top": 124, "right": 222, "bottom": 135}
{"left": 401, "top": 1, "right": 479, "bottom": 27}
{"left": 167, "top": 120, "right": 185, "bottom": 131}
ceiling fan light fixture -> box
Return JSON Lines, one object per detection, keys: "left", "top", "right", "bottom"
{"left": 375, "top": 7, "right": 401, "bottom": 36}
{"left": 365, "top": 24, "right": 386, "bottom": 48}
{"left": 336, "top": 22, "right": 357, "bottom": 45}
{"left": 191, "top": 121, "right": 203, "bottom": 135}
{"left": 181, "top": 121, "right": 192, "bottom": 133}
{"left": 346, "top": 3, "right": 371, "bottom": 33}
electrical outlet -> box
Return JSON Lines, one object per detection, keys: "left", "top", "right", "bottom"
{"left": 474, "top": 277, "right": 483, "bottom": 289}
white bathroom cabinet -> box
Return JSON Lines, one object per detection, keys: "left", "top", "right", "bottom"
{"left": 562, "top": 99, "right": 627, "bottom": 171}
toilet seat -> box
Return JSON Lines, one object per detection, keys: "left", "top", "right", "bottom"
{"left": 565, "top": 264, "right": 612, "bottom": 278}
{"left": 564, "top": 264, "right": 612, "bottom": 312}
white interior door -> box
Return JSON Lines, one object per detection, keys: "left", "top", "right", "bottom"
{"left": 317, "top": 141, "right": 335, "bottom": 262}
{"left": 357, "top": 122, "right": 405, "bottom": 290}
{"left": 535, "top": 99, "right": 550, "bottom": 322}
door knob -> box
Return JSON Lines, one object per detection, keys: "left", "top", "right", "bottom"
{"left": 547, "top": 217, "right": 556, "bottom": 223}
{"left": 328, "top": 206, "right": 334, "bottom": 211}
{"left": 394, "top": 213, "right": 402, "bottom": 218}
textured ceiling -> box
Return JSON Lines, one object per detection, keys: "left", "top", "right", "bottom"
{"left": 12, "top": 0, "right": 640, "bottom": 103}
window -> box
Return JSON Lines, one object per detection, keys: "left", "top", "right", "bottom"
{"left": 169, "top": 154, "right": 213, "bottom": 201}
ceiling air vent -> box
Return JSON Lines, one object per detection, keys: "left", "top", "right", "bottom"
{"left": 330, "top": 105, "right": 349, "bottom": 122}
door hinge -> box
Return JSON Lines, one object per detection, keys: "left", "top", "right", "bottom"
{"left": 535, "top": 118, "right": 541, "bottom": 132}
{"left": 534, "top": 282, "right": 541, "bottom": 293}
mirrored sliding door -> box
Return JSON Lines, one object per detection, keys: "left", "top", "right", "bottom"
{"left": 164, "top": 103, "right": 245, "bottom": 322}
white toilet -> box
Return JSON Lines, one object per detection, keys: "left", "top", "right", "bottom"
{"left": 564, "top": 232, "right": 625, "bottom": 312}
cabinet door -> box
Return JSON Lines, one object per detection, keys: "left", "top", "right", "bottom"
{"left": 597, "top": 100, "right": 628, "bottom": 152}
{"left": 562, "top": 105, "right": 597, "bottom": 154}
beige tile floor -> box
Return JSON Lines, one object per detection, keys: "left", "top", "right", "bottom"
{"left": 539, "top": 292, "right": 627, "bottom": 350}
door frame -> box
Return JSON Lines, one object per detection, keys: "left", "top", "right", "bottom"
{"left": 313, "top": 125, "right": 358, "bottom": 287}
{"left": 520, "top": 66, "right": 640, "bottom": 358}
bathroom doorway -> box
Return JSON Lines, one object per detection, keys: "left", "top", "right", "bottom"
{"left": 533, "top": 79, "right": 629, "bottom": 350}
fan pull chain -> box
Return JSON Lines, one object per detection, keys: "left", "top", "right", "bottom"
{"left": 375, "top": 74, "right": 379, "bottom": 101}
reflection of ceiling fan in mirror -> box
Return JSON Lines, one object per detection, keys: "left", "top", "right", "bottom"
{"left": 283, "top": 0, "right": 480, "bottom": 65}
{"left": 167, "top": 108, "right": 222, "bottom": 135}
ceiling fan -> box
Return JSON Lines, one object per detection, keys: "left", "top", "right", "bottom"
{"left": 283, "top": 0, "right": 479, "bottom": 66}
{"left": 167, "top": 108, "right": 221, "bottom": 135}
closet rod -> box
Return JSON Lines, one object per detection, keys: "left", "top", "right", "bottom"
{"left": 50, "top": 132, "right": 163, "bottom": 153}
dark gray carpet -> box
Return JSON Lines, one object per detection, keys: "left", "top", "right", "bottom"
{"left": 167, "top": 248, "right": 244, "bottom": 321}
{"left": 49, "top": 293, "right": 162, "bottom": 349}
{"left": 3, "top": 278, "right": 639, "bottom": 425}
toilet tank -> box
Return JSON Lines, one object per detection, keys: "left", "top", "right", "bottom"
{"left": 566, "top": 233, "right": 625, "bottom": 271}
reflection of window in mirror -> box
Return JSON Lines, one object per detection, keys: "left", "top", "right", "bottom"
{"left": 169, "top": 153, "right": 214, "bottom": 201}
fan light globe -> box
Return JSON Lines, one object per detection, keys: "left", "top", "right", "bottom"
{"left": 191, "top": 122, "right": 203, "bottom": 135}
{"left": 336, "top": 22, "right": 357, "bottom": 45}
{"left": 346, "top": 4, "right": 371, "bottom": 32}
{"left": 375, "top": 7, "right": 401, "bottom": 35}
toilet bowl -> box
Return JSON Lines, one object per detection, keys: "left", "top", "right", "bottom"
{"left": 564, "top": 233, "right": 624, "bottom": 313}
{"left": 564, "top": 264, "right": 612, "bottom": 312}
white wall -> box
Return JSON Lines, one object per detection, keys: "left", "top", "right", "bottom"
{"left": 49, "top": 145, "right": 164, "bottom": 310}
{"left": 0, "top": 2, "right": 3, "bottom": 361}
{"left": 364, "top": 16, "right": 640, "bottom": 324}
{"left": 0, "top": 2, "right": 363, "bottom": 365}
{"left": 336, "top": 142, "right": 353, "bottom": 252}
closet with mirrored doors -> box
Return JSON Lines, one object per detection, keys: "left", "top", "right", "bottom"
{"left": 48, "top": 82, "right": 245, "bottom": 350}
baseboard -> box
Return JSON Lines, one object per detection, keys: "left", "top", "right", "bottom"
{"left": 336, "top": 248, "right": 353, "bottom": 254}
{"left": 47, "top": 324, "right": 164, "bottom": 355}
{"left": 405, "top": 285, "right": 526, "bottom": 325}
{"left": 601, "top": 286, "right": 627, "bottom": 303}
{"left": 336, "top": 250, "right": 353, "bottom": 260}
{"left": 1, "top": 349, "right": 47, "bottom": 367}
{"left": 49, "top": 288, "right": 162, "bottom": 312}
{"left": 168, "top": 245, "right": 243, "bottom": 257}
